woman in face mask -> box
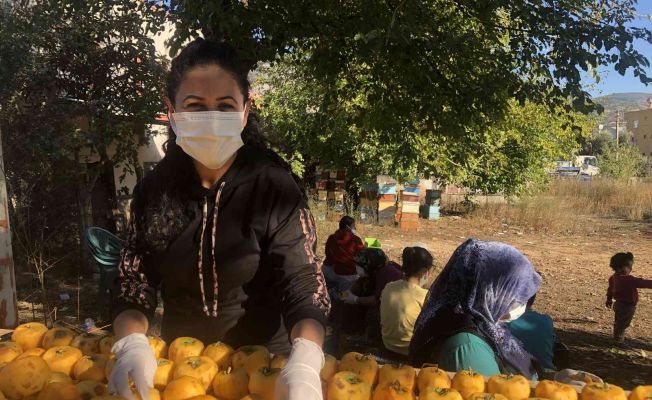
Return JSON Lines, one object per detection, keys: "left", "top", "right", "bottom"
{"left": 322, "top": 216, "right": 365, "bottom": 293}
{"left": 379, "top": 246, "right": 434, "bottom": 361}
{"left": 108, "top": 39, "right": 330, "bottom": 400}
{"left": 409, "top": 239, "right": 542, "bottom": 378}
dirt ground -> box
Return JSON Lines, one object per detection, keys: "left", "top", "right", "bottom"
{"left": 13, "top": 214, "right": 652, "bottom": 389}
{"left": 322, "top": 215, "right": 652, "bottom": 389}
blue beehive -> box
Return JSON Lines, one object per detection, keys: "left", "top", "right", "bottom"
{"left": 420, "top": 204, "right": 441, "bottom": 220}
{"left": 403, "top": 186, "right": 421, "bottom": 196}
{"left": 379, "top": 184, "right": 397, "bottom": 195}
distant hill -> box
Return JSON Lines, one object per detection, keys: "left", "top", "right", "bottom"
{"left": 594, "top": 92, "right": 652, "bottom": 128}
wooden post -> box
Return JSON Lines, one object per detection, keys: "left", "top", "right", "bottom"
{"left": 616, "top": 110, "right": 620, "bottom": 147}
{"left": 0, "top": 127, "right": 19, "bottom": 328}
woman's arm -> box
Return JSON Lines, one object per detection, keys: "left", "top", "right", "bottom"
{"left": 112, "top": 187, "right": 160, "bottom": 337}
{"left": 114, "top": 309, "right": 149, "bottom": 339}
{"left": 269, "top": 206, "right": 330, "bottom": 337}
{"left": 265, "top": 173, "right": 330, "bottom": 400}
{"left": 290, "top": 318, "right": 325, "bottom": 346}
{"left": 265, "top": 172, "right": 330, "bottom": 340}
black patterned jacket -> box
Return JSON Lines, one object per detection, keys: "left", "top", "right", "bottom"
{"left": 114, "top": 144, "right": 330, "bottom": 352}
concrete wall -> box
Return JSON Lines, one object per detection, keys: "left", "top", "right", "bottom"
{"left": 625, "top": 107, "right": 652, "bottom": 158}
{"left": 112, "top": 124, "right": 168, "bottom": 228}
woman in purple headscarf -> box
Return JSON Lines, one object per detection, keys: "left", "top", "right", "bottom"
{"left": 409, "top": 239, "right": 542, "bottom": 378}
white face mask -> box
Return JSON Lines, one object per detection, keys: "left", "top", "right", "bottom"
{"left": 170, "top": 111, "right": 245, "bottom": 170}
{"left": 419, "top": 271, "right": 431, "bottom": 289}
{"left": 502, "top": 303, "right": 527, "bottom": 322}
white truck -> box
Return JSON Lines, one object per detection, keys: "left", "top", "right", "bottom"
{"left": 552, "top": 156, "right": 599, "bottom": 179}
{"left": 575, "top": 155, "right": 599, "bottom": 178}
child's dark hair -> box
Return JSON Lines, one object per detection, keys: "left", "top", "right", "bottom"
{"left": 339, "top": 216, "right": 355, "bottom": 231}
{"left": 610, "top": 252, "right": 634, "bottom": 271}
{"left": 165, "top": 38, "right": 303, "bottom": 193}
{"left": 402, "top": 247, "right": 434, "bottom": 278}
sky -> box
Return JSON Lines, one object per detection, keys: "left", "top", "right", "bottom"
{"left": 587, "top": 2, "right": 652, "bottom": 96}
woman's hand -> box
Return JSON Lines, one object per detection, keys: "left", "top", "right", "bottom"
{"left": 341, "top": 290, "right": 358, "bottom": 304}
{"left": 275, "top": 338, "right": 325, "bottom": 400}
{"left": 108, "top": 333, "right": 157, "bottom": 400}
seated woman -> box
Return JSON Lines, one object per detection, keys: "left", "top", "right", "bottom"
{"left": 409, "top": 239, "right": 542, "bottom": 378}
{"left": 322, "top": 216, "right": 365, "bottom": 293}
{"left": 339, "top": 248, "right": 402, "bottom": 337}
{"left": 343, "top": 248, "right": 403, "bottom": 306}
{"left": 508, "top": 294, "right": 556, "bottom": 371}
{"left": 380, "top": 247, "right": 434, "bottom": 359}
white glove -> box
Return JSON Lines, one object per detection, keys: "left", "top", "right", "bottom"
{"left": 275, "top": 338, "right": 324, "bottom": 400}
{"left": 554, "top": 369, "right": 603, "bottom": 387}
{"left": 109, "top": 333, "right": 157, "bottom": 400}
{"left": 341, "top": 290, "right": 358, "bottom": 305}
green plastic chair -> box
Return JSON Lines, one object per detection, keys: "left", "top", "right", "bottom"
{"left": 85, "top": 227, "right": 126, "bottom": 267}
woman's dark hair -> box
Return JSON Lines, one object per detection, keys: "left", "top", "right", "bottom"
{"left": 164, "top": 38, "right": 303, "bottom": 193}
{"left": 402, "top": 246, "right": 434, "bottom": 277}
{"left": 339, "top": 216, "right": 355, "bottom": 231}
{"left": 355, "top": 248, "right": 388, "bottom": 277}
{"left": 610, "top": 252, "right": 634, "bottom": 271}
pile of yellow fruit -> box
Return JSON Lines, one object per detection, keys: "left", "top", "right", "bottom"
{"left": 0, "top": 322, "right": 650, "bottom": 400}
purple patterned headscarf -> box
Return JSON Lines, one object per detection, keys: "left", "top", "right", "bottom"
{"left": 409, "top": 239, "right": 542, "bottom": 377}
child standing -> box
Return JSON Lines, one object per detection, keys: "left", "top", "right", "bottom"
{"left": 606, "top": 252, "right": 652, "bottom": 343}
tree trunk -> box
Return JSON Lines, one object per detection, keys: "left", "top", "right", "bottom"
{"left": 77, "top": 188, "right": 93, "bottom": 277}
{"left": 38, "top": 270, "right": 51, "bottom": 327}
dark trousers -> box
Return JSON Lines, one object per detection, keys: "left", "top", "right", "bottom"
{"left": 613, "top": 301, "right": 637, "bottom": 341}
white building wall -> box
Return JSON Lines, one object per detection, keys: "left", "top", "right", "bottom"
{"left": 113, "top": 124, "right": 169, "bottom": 197}
{"left": 112, "top": 22, "right": 175, "bottom": 203}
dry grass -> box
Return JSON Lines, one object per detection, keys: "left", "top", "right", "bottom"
{"left": 466, "top": 179, "right": 652, "bottom": 234}
{"left": 546, "top": 179, "right": 652, "bottom": 221}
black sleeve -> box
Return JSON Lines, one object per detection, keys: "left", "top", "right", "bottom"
{"left": 112, "top": 185, "right": 160, "bottom": 320}
{"left": 265, "top": 171, "right": 331, "bottom": 333}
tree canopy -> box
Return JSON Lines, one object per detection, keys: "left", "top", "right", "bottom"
{"left": 0, "top": 0, "right": 166, "bottom": 268}
{"left": 168, "top": 1, "right": 651, "bottom": 116}
{"left": 598, "top": 142, "right": 648, "bottom": 179}
{"left": 256, "top": 59, "right": 593, "bottom": 195}
{"left": 167, "top": 0, "right": 650, "bottom": 191}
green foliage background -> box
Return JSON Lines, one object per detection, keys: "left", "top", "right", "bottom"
{"left": 256, "top": 61, "right": 594, "bottom": 195}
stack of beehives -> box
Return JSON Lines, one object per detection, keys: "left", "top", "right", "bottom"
{"left": 399, "top": 183, "right": 420, "bottom": 231}
{"left": 315, "top": 168, "right": 347, "bottom": 222}
{"left": 378, "top": 184, "right": 398, "bottom": 226}
{"left": 420, "top": 189, "right": 441, "bottom": 221}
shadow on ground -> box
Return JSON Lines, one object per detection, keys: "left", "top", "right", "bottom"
{"left": 557, "top": 328, "right": 652, "bottom": 389}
